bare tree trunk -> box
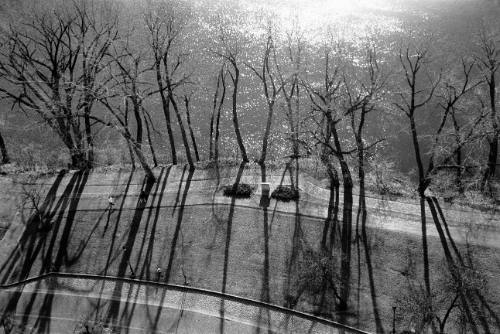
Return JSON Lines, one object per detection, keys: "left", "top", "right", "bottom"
{"left": 409, "top": 112, "right": 432, "bottom": 296}
{"left": 210, "top": 70, "right": 223, "bottom": 160}
{"left": 127, "top": 141, "right": 136, "bottom": 167}
{"left": 168, "top": 91, "right": 194, "bottom": 168}
{"left": 143, "top": 112, "right": 158, "bottom": 167}
{"left": 132, "top": 97, "right": 143, "bottom": 146}
{"left": 481, "top": 65, "right": 499, "bottom": 191}
{"left": 155, "top": 61, "right": 177, "bottom": 165}
{"left": 228, "top": 64, "right": 248, "bottom": 162}
{"left": 184, "top": 95, "right": 200, "bottom": 162}
{"left": 321, "top": 164, "right": 336, "bottom": 250}
{"left": 126, "top": 132, "right": 154, "bottom": 180}
{"left": 260, "top": 103, "right": 274, "bottom": 165}
{"left": 84, "top": 106, "right": 94, "bottom": 167}
{"left": 215, "top": 71, "right": 227, "bottom": 163}
{"left": 124, "top": 100, "right": 135, "bottom": 167}
{"left": 0, "top": 130, "right": 10, "bottom": 164}
{"left": 285, "top": 98, "right": 299, "bottom": 157}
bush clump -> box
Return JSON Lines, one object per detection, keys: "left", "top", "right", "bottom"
{"left": 222, "top": 183, "right": 254, "bottom": 198}
{"left": 271, "top": 185, "right": 299, "bottom": 202}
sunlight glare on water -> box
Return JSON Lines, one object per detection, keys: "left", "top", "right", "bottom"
{"left": 234, "top": 0, "right": 410, "bottom": 43}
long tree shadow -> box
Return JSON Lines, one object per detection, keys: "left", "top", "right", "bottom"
{"left": 117, "top": 170, "right": 165, "bottom": 333}
{"left": 218, "top": 161, "right": 247, "bottom": 334}
{"left": 0, "top": 170, "right": 89, "bottom": 332}
{"left": 145, "top": 166, "right": 191, "bottom": 331}
{"left": 101, "top": 170, "right": 136, "bottom": 277}
{"left": 119, "top": 168, "right": 170, "bottom": 333}
{"left": 255, "top": 163, "right": 272, "bottom": 334}
{"left": 140, "top": 167, "right": 171, "bottom": 280}
{"left": 0, "top": 170, "right": 67, "bottom": 284}
{"left": 172, "top": 165, "right": 187, "bottom": 216}
{"left": 281, "top": 158, "right": 308, "bottom": 332}
{"left": 359, "top": 213, "right": 384, "bottom": 334}
{"left": 31, "top": 170, "right": 89, "bottom": 333}
{"left": 134, "top": 168, "right": 166, "bottom": 280}
{"left": 92, "top": 170, "right": 136, "bottom": 326}
{"left": 283, "top": 158, "right": 305, "bottom": 309}
{"left": 157, "top": 166, "right": 195, "bottom": 334}
{"left": 164, "top": 167, "right": 195, "bottom": 282}
{"left": 105, "top": 173, "right": 156, "bottom": 331}
{"left": 427, "top": 196, "right": 500, "bottom": 333}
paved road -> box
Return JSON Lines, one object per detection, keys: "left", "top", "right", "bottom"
{"left": 0, "top": 276, "right": 364, "bottom": 334}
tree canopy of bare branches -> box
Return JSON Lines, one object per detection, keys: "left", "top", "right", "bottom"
{"left": 0, "top": 0, "right": 119, "bottom": 169}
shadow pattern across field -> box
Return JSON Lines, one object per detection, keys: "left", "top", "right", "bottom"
{"left": 0, "top": 165, "right": 499, "bottom": 333}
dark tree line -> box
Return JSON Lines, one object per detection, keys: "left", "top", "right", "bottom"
{"left": 0, "top": 1, "right": 497, "bottom": 192}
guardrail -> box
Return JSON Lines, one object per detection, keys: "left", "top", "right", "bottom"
{"left": 0, "top": 272, "right": 373, "bottom": 334}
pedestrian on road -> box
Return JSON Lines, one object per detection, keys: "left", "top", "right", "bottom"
{"left": 156, "top": 267, "right": 162, "bottom": 281}
{"left": 108, "top": 196, "right": 115, "bottom": 210}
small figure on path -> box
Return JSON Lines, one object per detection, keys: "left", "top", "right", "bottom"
{"left": 108, "top": 196, "right": 115, "bottom": 210}
{"left": 156, "top": 267, "right": 162, "bottom": 281}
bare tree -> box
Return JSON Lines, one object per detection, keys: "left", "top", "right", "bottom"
{"left": 343, "top": 46, "right": 387, "bottom": 333}
{"left": 394, "top": 45, "right": 441, "bottom": 299}
{"left": 145, "top": 5, "right": 194, "bottom": 167}
{"left": 95, "top": 42, "right": 156, "bottom": 179}
{"left": 209, "top": 64, "right": 228, "bottom": 162}
{"left": 93, "top": 96, "right": 155, "bottom": 180}
{"left": 110, "top": 40, "right": 147, "bottom": 146}
{"left": 435, "top": 59, "right": 484, "bottom": 193}
{"left": 0, "top": 1, "right": 119, "bottom": 169}
{"left": 214, "top": 21, "right": 249, "bottom": 162}
{"left": 274, "top": 27, "right": 304, "bottom": 158}
{"left": 394, "top": 44, "right": 494, "bottom": 333}
{"left": 304, "top": 42, "right": 355, "bottom": 312}
{"left": 106, "top": 34, "right": 159, "bottom": 167}
{"left": 246, "top": 22, "right": 282, "bottom": 165}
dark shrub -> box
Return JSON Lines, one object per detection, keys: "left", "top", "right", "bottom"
{"left": 271, "top": 185, "right": 299, "bottom": 202}
{"left": 222, "top": 183, "right": 254, "bottom": 198}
